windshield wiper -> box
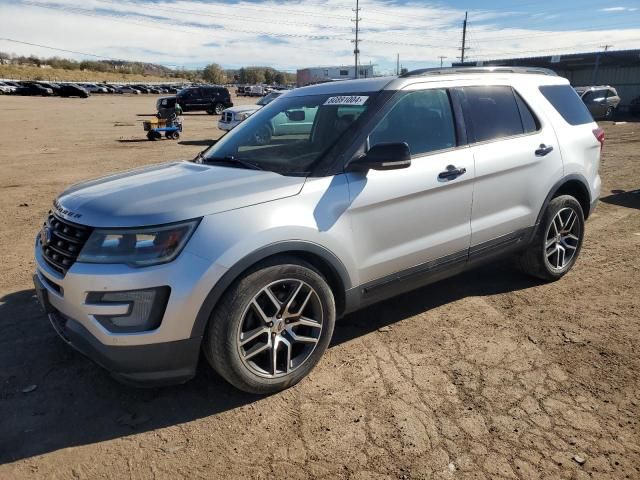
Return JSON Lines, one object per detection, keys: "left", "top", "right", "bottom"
{"left": 202, "top": 155, "right": 263, "bottom": 171}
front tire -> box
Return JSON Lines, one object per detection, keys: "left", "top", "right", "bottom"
{"left": 519, "top": 195, "right": 584, "bottom": 281}
{"left": 203, "top": 257, "right": 336, "bottom": 394}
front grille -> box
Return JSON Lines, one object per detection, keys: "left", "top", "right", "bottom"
{"left": 223, "top": 112, "right": 233, "bottom": 122}
{"left": 40, "top": 213, "right": 93, "bottom": 275}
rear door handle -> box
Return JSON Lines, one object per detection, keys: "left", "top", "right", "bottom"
{"left": 535, "top": 144, "right": 554, "bottom": 156}
{"left": 438, "top": 165, "right": 467, "bottom": 180}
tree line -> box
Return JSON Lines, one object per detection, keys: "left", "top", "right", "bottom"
{"left": 1, "top": 53, "right": 296, "bottom": 85}
{"left": 202, "top": 64, "right": 296, "bottom": 85}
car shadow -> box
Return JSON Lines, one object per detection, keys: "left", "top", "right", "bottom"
{"left": 178, "top": 139, "right": 218, "bottom": 146}
{"left": 601, "top": 189, "right": 640, "bottom": 210}
{"left": 0, "top": 261, "right": 539, "bottom": 463}
{"left": 116, "top": 139, "right": 153, "bottom": 143}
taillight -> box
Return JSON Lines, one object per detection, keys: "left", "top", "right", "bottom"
{"left": 593, "top": 128, "right": 605, "bottom": 151}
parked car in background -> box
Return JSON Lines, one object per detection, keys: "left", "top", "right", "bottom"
{"left": 248, "top": 85, "right": 268, "bottom": 97}
{"left": 176, "top": 85, "right": 233, "bottom": 115}
{"left": 59, "top": 84, "right": 90, "bottom": 98}
{"left": 81, "top": 83, "right": 108, "bottom": 94}
{"left": 575, "top": 86, "right": 620, "bottom": 120}
{"left": 116, "top": 86, "right": 141, "bottom": 94}
{"left": 218, "top": 90, "right": 286, "bottom": 131}
{"left": 16, "top": 83, "right": 53, "bottom": 96}
{"left": 37, "top": 82, "right": 62, "bottom": 95}
{"left": 0, "top": 81, "right": 17, "bottom": 94}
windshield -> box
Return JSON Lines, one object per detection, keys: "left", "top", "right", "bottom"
{"left": 203, "top": 92, "right": 374, "bottom": 175}
{"left": 256, "top": 92, "right": 282, "bottom": 106}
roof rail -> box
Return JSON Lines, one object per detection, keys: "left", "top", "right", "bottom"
{"left": 400, "top": 66, "right": 558, "bottom": 78}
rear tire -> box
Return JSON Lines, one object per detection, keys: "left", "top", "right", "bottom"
{"left": 605, "top": 106, "right": 614, "bottom": 120}
{"left": 214, "top": 103, "right": 225, "bottom": 115}
{"left": 519, "top": 195, "right": 584, "bottom": 281}
{"left": 203, "top": 257, "right": 336, "bottom": 394}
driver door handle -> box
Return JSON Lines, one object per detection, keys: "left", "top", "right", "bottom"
{"left": 438, "top": 165, "right": 467, "bottom": 180}
{"left": 535, "top": 144, "right": 554, "bottom": 156}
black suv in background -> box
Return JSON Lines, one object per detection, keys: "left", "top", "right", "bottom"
{"left": 176, "top": 85, "right": 233, "bottom": 115}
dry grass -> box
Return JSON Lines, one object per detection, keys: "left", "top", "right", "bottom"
{"left": 0, "top": 64, "right": 187, "bottom": 83}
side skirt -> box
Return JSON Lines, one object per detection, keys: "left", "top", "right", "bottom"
{"left": 343, "top": 226, "right": 535, "bottom": 315}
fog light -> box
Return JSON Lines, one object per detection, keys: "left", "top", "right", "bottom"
{"left": 87, "top": 287, "right": 170, "bottom": 333}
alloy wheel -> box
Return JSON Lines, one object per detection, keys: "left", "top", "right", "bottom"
{"left": 544, "top": 207, "right": 581, "bottom": 271}
{"left": 237, "top": 279, "right": 323, "bottom": 378}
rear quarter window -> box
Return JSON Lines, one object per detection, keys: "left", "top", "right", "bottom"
{"left": 539, "top": 85, "right": 593, "bottom": 125}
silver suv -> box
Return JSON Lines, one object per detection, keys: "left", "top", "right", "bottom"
{"left": 575, "top": 85, "right": 621, "bottom": 120}
{"left": 34, "top": 67, "right": 603, "bottom": 393}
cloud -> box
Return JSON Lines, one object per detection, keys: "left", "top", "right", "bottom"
{"left": 600, "top": 6, "right": 638, "bottom": 12}
{"left": 0, "top": 0, "right": 639, "bottom": 74}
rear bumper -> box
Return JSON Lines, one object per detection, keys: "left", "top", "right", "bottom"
{"left": 47, "top": 305, "right": 201, "bottom": 386}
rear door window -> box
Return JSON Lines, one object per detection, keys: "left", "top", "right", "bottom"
{"left": 369, "top": 89, "right": 456, "bottom": 156}
{"left": 539, "top": 85, "right": 594, "bottom": 125}
{"left": 459, "top": 86, "right": 524, "bottom": 142}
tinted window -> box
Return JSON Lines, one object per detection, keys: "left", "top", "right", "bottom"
{"left": 461, "top": 86, "right": 524, "bottom": 142}
{"left": 540, "top": 85, "right": 593, "bottom": 125}
{"left": 514, "top": 91, "right": 539, "bottom": 133}
{"left": 369, "top": 89, "right": 456, "bottom": 156}
{"left": 581, "top": 90, "right": 601, "bottom": 104}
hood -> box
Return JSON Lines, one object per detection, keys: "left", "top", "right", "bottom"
{"left": 56, "top": 162, "right": 305, "bottom": 228}
{"left": 223, "top": 104, "right": 262, "bottom": 115}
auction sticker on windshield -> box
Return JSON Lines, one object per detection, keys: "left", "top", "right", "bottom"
{"left": 324, "top": 96, "right": 369, "bottom": 106}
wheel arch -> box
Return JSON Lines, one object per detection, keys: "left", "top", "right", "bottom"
{"left": 536, "top": 174, "right": 592, "bottom": 227}
{"left": 190, "top": 241, "right": 351, "bottom": 339}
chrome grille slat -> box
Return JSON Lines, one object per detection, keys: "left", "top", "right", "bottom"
{"left": 41, "top": 212, "right": 93, "bottom": 275}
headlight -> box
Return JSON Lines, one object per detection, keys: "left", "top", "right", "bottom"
{"left": 240, "top": 112, "right": 253, "bottom": 120}
{"left": 78, "top": 219, "right": 200, "bottom": 267}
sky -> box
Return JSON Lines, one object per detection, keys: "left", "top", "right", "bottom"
{"left": 0, "top": 0, "right": 639, "bottom": 73}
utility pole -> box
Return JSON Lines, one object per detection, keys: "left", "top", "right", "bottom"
{"left": 591, "top": 44, "right": 613, "bottom": 85}
{"left": 396, "top": 53, "right": 400, "bottom": 75}
{"left": 438, "top": 56, "right": 447, "bottom": 68}
{"left": 352, "top": 0, "right": 362, "bottom": 79}
{"left": 459, "top": 11, "right": 468, "bottom": 64}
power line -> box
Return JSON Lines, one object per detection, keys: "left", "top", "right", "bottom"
{"left": 0, "top": 37, "right": 121, "bottom": 61}
{"left": 469, "top": 39, "right": 640, "bottom": 59}
{"left": 20, "top": 1, "right": 351, "bottom": 41}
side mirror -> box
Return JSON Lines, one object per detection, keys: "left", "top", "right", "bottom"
{"left": 348, "top": 142, "right": 411, "bottom": 171}
{"left": 286, "top": 110, "right": 306, "bottom": 121}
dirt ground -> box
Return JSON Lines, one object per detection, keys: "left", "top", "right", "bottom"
{"left": 0, "top": 94, "right": 638, "bottom": 479}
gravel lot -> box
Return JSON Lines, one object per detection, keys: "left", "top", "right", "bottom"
{"left": 0, "top": 94, "right": 638, "bottom": 479}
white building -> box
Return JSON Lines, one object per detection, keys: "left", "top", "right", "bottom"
{"left": 297, "top": 65, "right": 375, "bottom": 87}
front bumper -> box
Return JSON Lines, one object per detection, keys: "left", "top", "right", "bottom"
{"left": 217, "top": 120, "right": 241, "bottom": 131}
{"left": 45, "top": 299, "right": 200, "bottom": 386}
{"left": 34, "top": 236, "right": 227, "bottom": 385}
